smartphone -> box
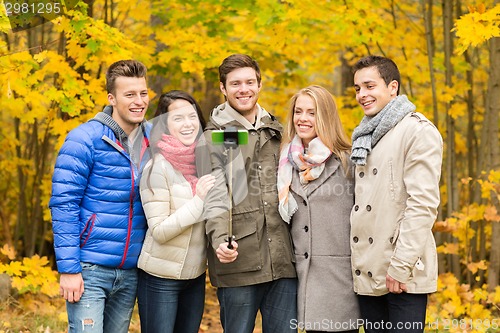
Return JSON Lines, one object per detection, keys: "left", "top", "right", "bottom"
{"left": 211, "top": 128, "right": 249, "bottom": 146}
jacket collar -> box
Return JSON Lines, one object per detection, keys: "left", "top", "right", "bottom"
{"left": 207, "top": 102, "right": 282, "bottom": 133}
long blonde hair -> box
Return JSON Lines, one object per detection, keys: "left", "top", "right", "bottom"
{"left": 283, "top": 85, "right": 351, "bottom": 170}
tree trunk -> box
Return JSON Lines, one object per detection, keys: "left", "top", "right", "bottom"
{"left": 421, "top": 0, "right": 448, "bottom": 274}
{"left": 443, "top": 0, "right": 461, "bottom": 279}
{"left": 486, "top": 34, "right": 500, "bottom": 291}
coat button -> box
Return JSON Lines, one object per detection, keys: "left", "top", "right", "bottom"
{"left": 268, "top": 238, "right": 272, "bottom": 242}
{"left": 359, "top": 171, "right": 365, "bottom": 178}
{"left": 355, "top": 269, "right": 361, "bottom": 276}
{"left": 354, "top": 205, "right": 359, "bottom": 211}
{"left": 353, "top": 236, "right": 359, "bottom": 243}
{"left": 304, "top": 226, "right": 309, "bottom": 232}
{"left": 368, "top": 271, "right": 373, "bottom": 277}
{"left": 366, "top": 205, "right": 372, "bottom": 211}
{"left": 373, "top": 168, "right": 378, "bottom": 175}
{"left": 304, "top": 252, "right": 309, "bottom": 259}
{"left": 369, "top": 237, "right": 373, "bottom": 244}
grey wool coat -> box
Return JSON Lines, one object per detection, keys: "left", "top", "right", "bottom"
{"left": 290, "top": 154, "right": 360, "bottom": 332}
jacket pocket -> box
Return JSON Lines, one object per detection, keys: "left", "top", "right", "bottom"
{"left": 80, "top": 214, "right": 96, "bottom": 248}
{"left": 213, "top": 212, "right": 263, "bottom": 275}
{"left": 390, "top": 215, "right": 405, "bottom": 248}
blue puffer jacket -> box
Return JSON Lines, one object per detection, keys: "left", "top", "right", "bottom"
{"left": 50, "top": 109, "right": 150, "bottom": 274}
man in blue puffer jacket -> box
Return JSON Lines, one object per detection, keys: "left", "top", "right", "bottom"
{"left": 49, "top": 59, "right": 150, "bottom": 333}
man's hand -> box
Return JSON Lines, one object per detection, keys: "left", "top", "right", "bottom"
{"left": 386, "top": 274, "right": 407, "bottom": 294}
{"left": 60, "top": 273, "right": 84, "bottom": 303}
{"left": 216, "top": 241, "right": 239, "bottom": 263}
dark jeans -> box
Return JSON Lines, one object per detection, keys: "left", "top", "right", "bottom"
{"left": 217, "top": 278, "right": 298, "bottom": 333}
{"left": 137, "top": 270, "right": 206, "bottom": 333}
{"left": 357, "top": 293, "right": 428, "bottom": 333}
{"left": 308, "top": 330, "right": 358, "bottom": 333}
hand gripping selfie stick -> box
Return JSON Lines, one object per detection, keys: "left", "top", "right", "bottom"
{"left": 211, "top": 127, "right": 248, "bottom": 249}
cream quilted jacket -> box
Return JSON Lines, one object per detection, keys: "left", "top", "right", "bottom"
{"left": 138, "top": 154, "right": 207, "bottom": 279}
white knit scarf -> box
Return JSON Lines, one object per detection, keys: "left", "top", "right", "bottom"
{"left": 277, "top": 135, "right": 332, "bottom": 223}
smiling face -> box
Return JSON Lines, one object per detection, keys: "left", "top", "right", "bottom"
{"left": 220, "top": 67, "right": 261, "bottom": 123}
{"left": 166, "top": 99, "right": 200, "bottom": 146}
{"left": 353, "top": 66, "right": 398, "bottom": 117}
{"left": 108, "top": 76, "right": 149, "bottom": 135}
{"left": 293, "top": 94, "right": 317, "bottom": 147}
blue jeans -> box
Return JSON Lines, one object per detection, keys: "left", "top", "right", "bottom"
{"left": 137, "top": 270, "right": 206, "bottom": 333}
{"left": 217, "top": 278, "right": 298, "bottom": 333}
{"left": 357, "top": 293, "right": 428, "bottom": 333}
{"left": 66, "top": 263, "right": 138, "bottom": 333}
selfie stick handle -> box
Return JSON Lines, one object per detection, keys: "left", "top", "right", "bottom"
{"left": 227, "top": 146, "right": 234, "bottom": 249}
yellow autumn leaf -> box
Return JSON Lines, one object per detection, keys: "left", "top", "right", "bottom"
{"left": 3, "top": 261, "right": 24, "bottom": 276}
{"left": 33, "top": 50, "right": 48, "bottom": 63}
{"left": 437, "top": 242, "right": 460, "bottom": 255}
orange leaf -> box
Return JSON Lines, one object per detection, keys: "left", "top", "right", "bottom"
{"left": 467, "top": 260, "right": 488, "bottom": 274}
{"left": 1, "top": 244, "right": 16, "bottom": 260}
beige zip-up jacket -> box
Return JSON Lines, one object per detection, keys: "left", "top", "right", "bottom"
{"left": 138, "top": 154, "right": 207, "bottom": 279}
{"left": 351, "top": 112, "right": 443, "bottom": 296}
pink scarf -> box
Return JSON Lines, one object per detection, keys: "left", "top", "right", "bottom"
{"left": 156, "top": 134, "right": 198, "bottom": 195}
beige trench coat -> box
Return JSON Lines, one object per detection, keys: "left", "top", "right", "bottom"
{"left": 350, "top": 112, "right": 443, "bottom": 296}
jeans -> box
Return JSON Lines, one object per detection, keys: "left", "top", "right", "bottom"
{"left": 217, "top": 278, "right": 298, "bottom": 333}
{"left": 137, "top": 270, "right": 206, "bottom": 333}
{"left": 308, "top": 331, "right": 358, "bottom": 333}
{"left": 66, "top": 263, "right": 138, "bottom": 333}
{"left": 357, "top": 293, "right": 428, "bottom": 333}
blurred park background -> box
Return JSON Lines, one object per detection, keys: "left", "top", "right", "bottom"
{"left": 0, "top": 0, "right": 499, "bottom": 332}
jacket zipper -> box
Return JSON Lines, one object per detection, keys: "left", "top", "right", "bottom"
{"left": 111, "top": 134, "right": 148, "bottom": 268}
{"left": 119, "top": 161, "right": 135, "bottom": 268}
{"left": 80, "top": 214, "right": 96, "bottom": 248}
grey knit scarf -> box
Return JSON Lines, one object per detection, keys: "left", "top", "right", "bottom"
{"left": 350, "top": 95, "right": 415, "bottom": 166}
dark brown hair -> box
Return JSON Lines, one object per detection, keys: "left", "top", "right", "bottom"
{"left": 219, "top": 54, "right": 261, "bottom": 88}
{"left": 106, "top": 60, "right": 147, "bottom": 95}
{"left": 352, "top": 55, "right": 401, "bottom": 95}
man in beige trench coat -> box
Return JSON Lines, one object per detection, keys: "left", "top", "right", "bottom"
{"left": 349, "top": 55, "right": 443, "bottom": 333}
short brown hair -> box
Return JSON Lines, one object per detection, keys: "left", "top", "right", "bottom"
{"left": 219, "top": 54, "right": 261, "bottom": 88}
{"left": 106, "top": 60, "right": 147, "bottom": 95}
{"left": 352, "top": 55, "right": 401, "bottom": 95}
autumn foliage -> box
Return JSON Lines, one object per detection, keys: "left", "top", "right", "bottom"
{"left": 0, "top": 0, "right": 499, "bottom": 332}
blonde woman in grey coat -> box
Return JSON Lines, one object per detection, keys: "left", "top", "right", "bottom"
{"left": 278, "top": 85, "right": 360, "bottom": 333}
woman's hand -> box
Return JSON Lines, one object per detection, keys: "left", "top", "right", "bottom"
{"left": 196, "top": 174, "right": 216, "bottom": 200}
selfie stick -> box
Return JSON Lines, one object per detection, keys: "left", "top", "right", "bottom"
{"left": 223, "top": 127, "right": 239, "bottom": 250}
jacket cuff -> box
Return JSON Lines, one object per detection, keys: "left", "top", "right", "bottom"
{"left": 387, "top": 256, "right": 413, "bottom": 283}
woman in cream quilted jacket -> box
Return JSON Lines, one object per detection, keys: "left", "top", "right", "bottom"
{"left": 137, "top": 90, "right": 215, "bottom": 333}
